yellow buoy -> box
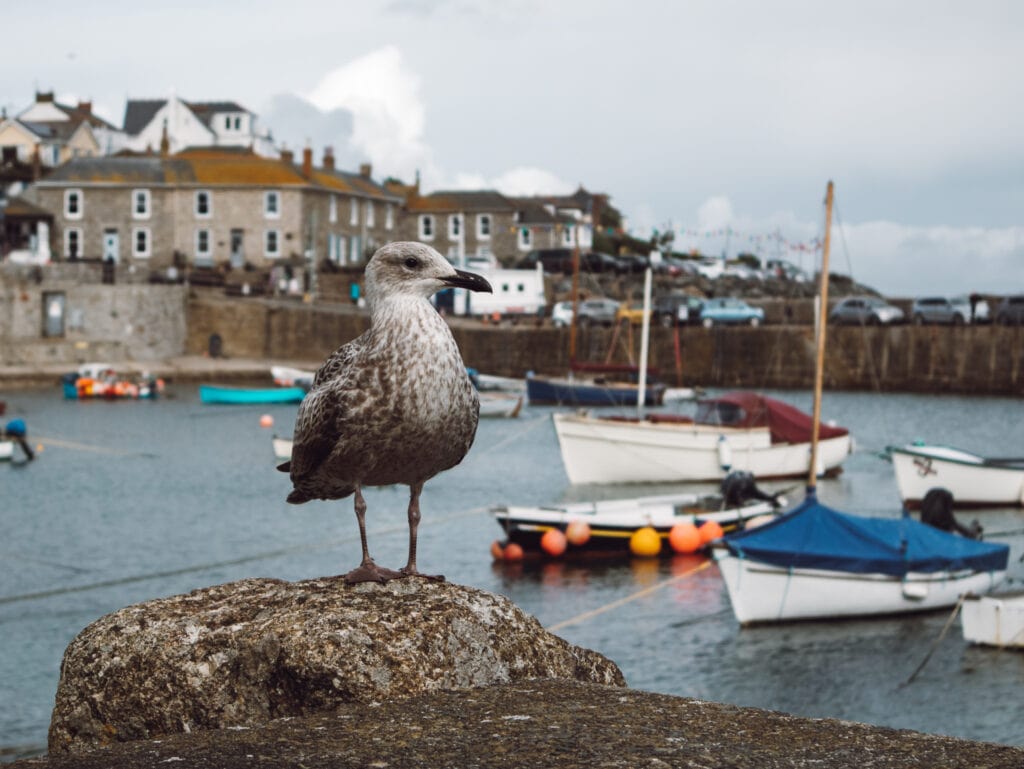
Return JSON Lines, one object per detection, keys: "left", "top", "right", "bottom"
{"left": 629, "top": 526, "right": 661, "bottom": 557}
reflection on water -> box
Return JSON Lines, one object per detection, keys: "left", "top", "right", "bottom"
{"left": 1, "top": 386, "right": 1023, "bottom": 758}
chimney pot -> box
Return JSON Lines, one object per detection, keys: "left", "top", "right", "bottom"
{"left": 323, "top": 146, "right": 335, "bottom": 170}
{"left": 359, "top": 162, "right": 372, "bottom": 179}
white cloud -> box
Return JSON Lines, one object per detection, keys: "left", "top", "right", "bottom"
{"left": 696, "top": 197, "right": 734, "bottom": 230}
{"left": 304, "top": 46, "right": 437, "bottom": 183}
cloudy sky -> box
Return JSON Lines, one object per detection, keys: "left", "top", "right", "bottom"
{"left": 3, "top": 0, "right": 1021, "bottom": 295}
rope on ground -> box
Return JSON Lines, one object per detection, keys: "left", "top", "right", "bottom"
{"left": 900, "top": 594, "right": 967, "bottom": 687}
{"left": 547, "top": 559, "right": 712, "bottom": 632}
{"left": 0, "top": 505, "right": 490, "bottom": 606}
{"left": 33, "top": 435, "right": 155, "bottom": 458}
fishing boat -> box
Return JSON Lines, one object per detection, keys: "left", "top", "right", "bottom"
{"left": 479, "top": 392, "right": 524, "bottom": 418}
{"left": 272, "top": 435, "right": 293, "bottom": 462}
{"left": 713, "top": 181, "right": 1010, "bottom": 625}
{"left": 467, "top": 369, "right": 526, "bottom": 394}
{"left": 526, "top": 370, "right": 667, "bottom": 407}
{"left": 961, "top": 592, "right": 1024, "bottom": 648}
{"left": 0, "top": 437, "right": 13, "bottom": 461}
{"left": 199, "top": 384, "right": 306, "bottom": 405}
{"left": 553, "top": 391, "right": 851, "bottom": 484}
{"left": 270, "top": 365, "right": 315, "bottom": 390}
{"left": 887, "top": 443, "right": 1024, "bottom": 508}
{"left": 493, "top": 478, "right": 783, "bottom": 561}
{"left": 61, "top": 363, "right": 165, "bottom": 400}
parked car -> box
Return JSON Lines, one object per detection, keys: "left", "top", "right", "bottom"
{"left": 829, "top": 296, "right": 905, "bottom": 326}
{"left": 552, "top": 297, "right": 621, "bottom": 328}
{"left": 911, "top": 295, "right": 987, "bottom": 325}
{"left": 515, "top": 248, "right": 573, "bottom": 273}
{"left": 699, "top": 297, "right": 764, "bottom": 327}
{"left": 653, "top": 256, "right": 699, "bottom": 278}
{"left": 694, "top": 258, "right": 726, "bottom": 280}
{"left": 994, "top": 294, "right": 1024, "bottom": 326}
{"left": 579, "top": 251, "right": 630, "bottom": 274}
{"left": 653, "top": 294, "right": 705, "bottom": 327}
{"left": 615, "top": 300, "right": 651, "bottom": 325}
{"left": 765, "top": 258, "right": 810, "bottom": 282}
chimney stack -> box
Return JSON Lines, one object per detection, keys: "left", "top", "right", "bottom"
{"left": 280, "top": 147, "right": 294, "bottom": 164}
{"left": 77, "top": 100, "right": 93, "bottom": 115}
{"left": 323, "top": 146, "right": 335, "bottom": 170}
{"left": 359, "top": 162, "right": 372, "bottom": 179}
{"left": 36, "top": 91, "right": 54, "bottom": 104}
{"left": 302, "top": 146, "right": 313, "bottom": 178}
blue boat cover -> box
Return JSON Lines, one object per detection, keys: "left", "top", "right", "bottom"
{"left": 722, "top": 492, "right": 1008, "bottom": 576}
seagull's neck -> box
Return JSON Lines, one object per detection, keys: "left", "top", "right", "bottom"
{"left": 370, "top": 294, "right": 450, "bottom": 344}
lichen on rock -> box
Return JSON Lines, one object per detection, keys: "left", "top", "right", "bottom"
{"left": 48, "top": 576, "right": 624, "bottom": 754}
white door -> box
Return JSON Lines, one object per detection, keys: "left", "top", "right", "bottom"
{"left": 102, "top": 230, "right": 120, "bottom": 263}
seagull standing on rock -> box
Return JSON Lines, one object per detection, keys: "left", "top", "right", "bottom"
{"left": 279, "top": 242, "right": 492, "bottom": 584}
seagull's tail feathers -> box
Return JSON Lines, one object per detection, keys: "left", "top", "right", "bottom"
{"left": 286, "top": 483, "right": 357, "bottom": 505}
{"left": 277, "top": 461, "right": 291, "bottom": 473}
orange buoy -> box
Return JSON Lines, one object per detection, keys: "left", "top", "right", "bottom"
{"left": 503, "top": 542, "right": 524, "bottom": 562}
{"left": 259, "top": 414, "right": 274, "bottom": 428}
{"left": 668, "top": 522, "right": 701, "bottom": 554}
{"left": 490, "top": 540, "right": 505, "bottom": 560}
{"left": 541, "top": 528, "right": 568, "bottom": 557}
{"left": 698, "top": 520, "right": 725, "bottom": 545}
{"left": 565, "top": 520, "right": 591, "bottom": 546}
{"left": 629, "top": 526, "right": 661, "bottom": 557}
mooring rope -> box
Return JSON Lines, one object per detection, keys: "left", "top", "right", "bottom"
{"left": 547, "top": 559, "right": 712, "bottom": 632}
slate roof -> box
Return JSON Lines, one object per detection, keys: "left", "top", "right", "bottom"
{"left": 36, "top": 149, "right": 397, "bottom": 199}
{"left": 187, "top": 101, "right": 250, "bottom": 129}
{"left": 123, "top": 100, "right": 166, "bottom": 135}
{"left": 405, "top": 190, "right": 514, "bottom": 213}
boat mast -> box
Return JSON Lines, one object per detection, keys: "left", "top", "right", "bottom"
{"left": 807, "top": 181, "right": 834, "bottom": 492}
{"left": 568, "top": 222, "right": 582, "bottom": 366}
{"left": 637, "top": 266, "right": 653, "bottom": 411}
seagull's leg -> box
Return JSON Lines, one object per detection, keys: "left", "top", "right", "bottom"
{"left": 399, "top": 482, "right": 445, "bottom": 581}
{"left": 343, "top": 484, "right": 402, "bottom": 584}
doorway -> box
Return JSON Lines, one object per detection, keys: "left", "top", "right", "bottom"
{"left": 102, "top": 229, "right": 119, "bottom": 263}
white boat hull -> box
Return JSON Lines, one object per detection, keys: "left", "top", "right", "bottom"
{"left": 479, "top": 393, "right": 523, "bottom": 418}
{"left": 0, "top": 440, "right": 13, "bottom": 461}
{"left": 890, "top": 445, "right": 1024, "bottom": 507}
{"left": 714, "top": 550, "right": 1005, "bottom": 625}
{"left": 272, "top": 436, "right": 293, "bottom": 462}
{"left": 553, "top": 413, "right": 851, "bottom": 484}
{"left": 962, "top": 593, "right": 1024, "bottom": 648}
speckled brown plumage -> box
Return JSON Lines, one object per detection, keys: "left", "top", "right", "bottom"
{"left": 280, "top": 242, "right": 492, "bottom": 584}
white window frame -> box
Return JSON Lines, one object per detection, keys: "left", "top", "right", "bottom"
{"left": 265, "top": 229, "right": 281, "bottom": 258}
{"left": 477, "top": 213, "right": 491, "bottom": 240}
{"left": 385, "top": 203, "right": 394, "bottom": 230}
{"left": 329, "top": 195, "right": 338, "bottom": 224}
{"left": 365, "top": 200, "right": 375, "bottom": 227}
{"left": 131, "top": 189, "right": 151, "bottom": 220}
{"left": 264, "top": 190, "right": 281, "bottom": 219}
{"left": 562, "top": 226, "right": 573, "bottom": 246}
{"left": 195, "top": 228, "right": 211, "bottom": 259}
{"left": 419, "top": 214, "right": 435, "bottom": 241}
{"left": 448, "top": 214, "right": 462, "bottom": 241}
{"left": 132, "top": 227, "right": 152, "bottom": 258}
{"left": 349, "top": 197, "right": 359, "bottom": 226}
{"left": 517, "top": 226, "right": 532, "bottom": 251}
{"left": 64, "top": 227, "right": 82, "bottom": 258}
{"left": 64, "top": 189, "right": 83, "bottom": 220}
{"left": 349, "top": 236, "right": 361, "bottom": 264}
{"left": 194, "top": 190, "right": 212, "bottom": 218}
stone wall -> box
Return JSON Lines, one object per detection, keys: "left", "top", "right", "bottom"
{"left": 0, "top": 271, "right": 187, "bottom": 365}
{"left": 185, "top": 297, "right": 1024, "bottom": 396}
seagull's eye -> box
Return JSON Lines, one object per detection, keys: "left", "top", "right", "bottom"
{"left": 404, "top": 257, "right": 420, "bottom": 269}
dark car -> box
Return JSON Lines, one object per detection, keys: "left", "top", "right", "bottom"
{"left": 515, "top": 248, "right": 573, "bottom": 273}
{"left": 653, "top": 294, "right": 704, "bottom": 327}
{"left": 994, "top": 295, "right": 1024, "bottom": 325}
{"left": 579, "top": 251, "right": 630, "bottom": 274}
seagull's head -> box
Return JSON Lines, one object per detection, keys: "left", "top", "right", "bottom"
{"left": 364, "top": 242, "right": 492, "bottom": 303}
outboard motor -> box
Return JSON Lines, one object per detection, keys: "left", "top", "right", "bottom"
{"left": 720, "top": 470, "right": 781, "bottom": 509}
{"left": 3, "top": 418, "right": 34, "bottom": 461}
{"left": 919, "top": 487, "right": 982, "bottom": 539}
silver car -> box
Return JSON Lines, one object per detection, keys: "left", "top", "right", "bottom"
{"left": 829, "top": 296, "right": 905, "bottom": 326}
{"left": 911, "top": 296, "right": 987, "bottom": 325}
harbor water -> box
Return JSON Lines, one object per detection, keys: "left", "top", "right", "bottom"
{"left": 1, "top": 385, "right": 1023, "bottom": 760}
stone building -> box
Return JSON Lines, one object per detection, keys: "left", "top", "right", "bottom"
{"left": 27, "top": 146, "right": 401, "bottom": 273}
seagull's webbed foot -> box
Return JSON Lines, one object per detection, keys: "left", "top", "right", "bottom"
{"left": 344, "top": 559, "right": 404, "bottom": 585}
{"left": 398, "top": 567, "right": 446, "bottom": 582}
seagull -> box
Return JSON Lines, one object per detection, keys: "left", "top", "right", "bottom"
{"left": 278, "top": 242, "right": 492, "bottom": 584}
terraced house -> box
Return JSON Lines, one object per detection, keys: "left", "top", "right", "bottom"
{"left": 29, "top": 146, "right": 401, "bottom": 272}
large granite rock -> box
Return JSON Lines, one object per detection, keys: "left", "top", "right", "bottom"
{"left": 48, "top": 577, "right": 624, "bottom": 754}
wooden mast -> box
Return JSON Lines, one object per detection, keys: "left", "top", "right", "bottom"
{"left": 807, "top": 180, "right": 834, "bottom": 491}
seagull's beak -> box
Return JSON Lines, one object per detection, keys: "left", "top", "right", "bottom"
{"left": 443, "top": 269, "right": 493, "bottom": 293}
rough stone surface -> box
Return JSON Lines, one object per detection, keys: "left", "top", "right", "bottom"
{"left": 19, "top": 680, "right": 1024, "bottom": 769}
{"left": 47, "top": 577, "right": 624, "bottom": 754}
